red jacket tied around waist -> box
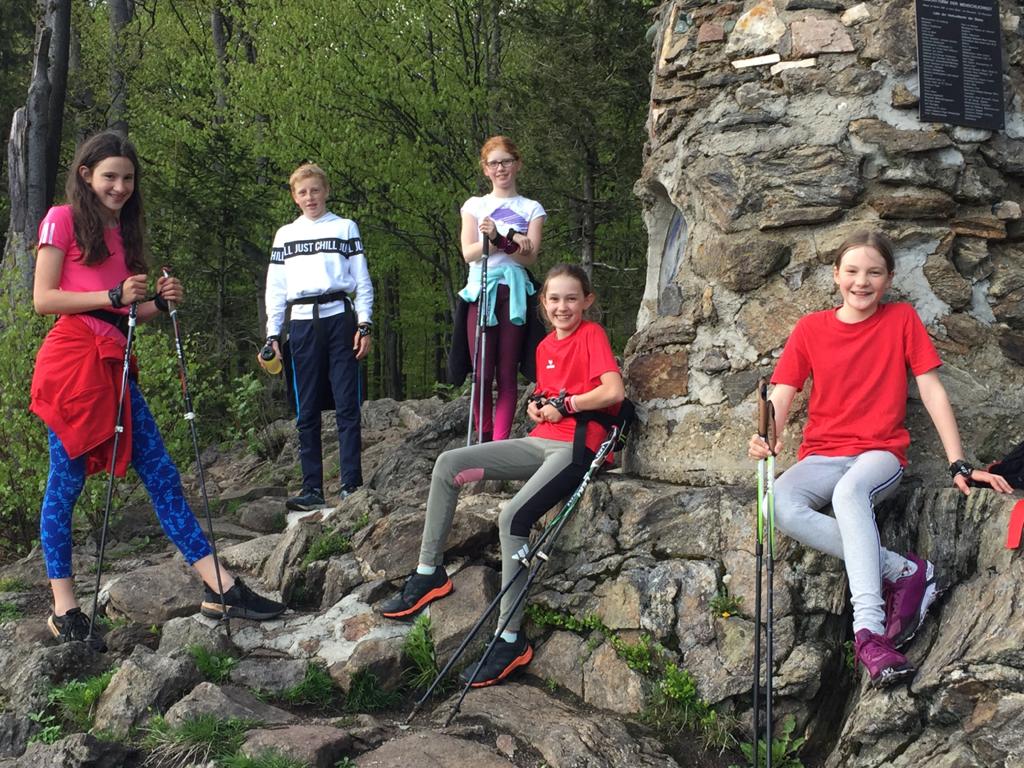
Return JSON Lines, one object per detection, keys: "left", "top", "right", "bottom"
{"left": 30, "top": 315, "right": 137, "bottom": 477}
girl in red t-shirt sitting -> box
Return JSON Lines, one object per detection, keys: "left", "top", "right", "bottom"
{"left": 748, "top": 229, "right": 1011, "bottom": 686}
{"left": 31, "top": 131, "right": 285, "bottom": 648}
{"left": 380, "top": 263, "right": 624, "bottom": 687}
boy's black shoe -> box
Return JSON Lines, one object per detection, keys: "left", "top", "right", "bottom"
{"left": 459, "top": 634, "right": 533, "bottom": 687}
{"left": 201, "top": 578, "right": 286, "bottom": 621}
{"left": 286, "top": 487, "right": 325, "bottom": 511}
{"left": 378, "top": 569, "right": 453, "bottom": 619}
{"left": 47, "top": 608, "right": 107, "bottom": 652}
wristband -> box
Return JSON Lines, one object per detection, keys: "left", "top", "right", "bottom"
{"left": 108, "top": 283, "right": 124, "bottom": 309}
{"left": 547, "top": 390, "right": 571, "bottom": 417}
{"left": 357, "top": 323, "right": 372, "bottom": 338}
{"left": 153, "top": 294, "right": 169, "bottom": 313}
{"left": 949, "top": 459, "right": 974, "bottom": 481}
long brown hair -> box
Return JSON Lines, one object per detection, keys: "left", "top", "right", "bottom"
{"left": 66, "top": 131, "right": 147, "bottom": 272}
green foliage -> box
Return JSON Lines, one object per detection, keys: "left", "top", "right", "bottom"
{"left": 643, "top": 664, "right": 735, "bottom": 749}
{"left": 402, "top": 614, "right": 439, "bottom": 691}
{"left": 0, "top": 602, "right": 22, "bottom": 622}
{"left": 301, "top": 531, "right": 352, "bottom": 569}
{"left": 351, "top": 511, "right": 371, "bottom": 533}
{"left": 48, "top": 669, "right": 117, "bottom": 732}
{"left": 283, "top": 663, "right": 339, "bottom": 708}
{"left": 0, "top": 291, "right": 65, "bottom": 556}
{"left": 334, "top": 759, "right": 357, "bottom": 768}
{"left": 731, "top": 715, "right": 805, "bottom": 768}
{"left": 0, "top": 576, "right": 28, "bottom": 592}
{"left": 142, "top": 714, "right": 255, "bottom": 767}
{"left": 222, "top": 751, "right": 311, "bottom": 768}
{"left": 528, "top": 604, "right": 733, "bottom": 747}
{"left": 188, "top": 645, "right": 238, "bottom": 684}
{"left": 525, "top": 605, "right": 655, "bottom": 673}
{"left": 844, "top": 639, "right": 856, "bottom": 671}
{"left": 27, "top": 710, "right": 63, "bottom": 745}
{"left": 345, "top": 670, "right": 400, "bottom": 713}
{"left": 710, "top": 589, "right": 744, "bottom": 619}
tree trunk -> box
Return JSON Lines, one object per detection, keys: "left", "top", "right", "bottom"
{"left": 107, "top": 0, "right": 133, "bottom": 134}
{"left": 43, "top": 0, "right": 71, "bottom": 206}
{"left": 3, "top": 24, "right": 52, "bottom": 295}
{"left": 210, "top": 3, "right": 229, "bottom": 111}
{"left": 580, "top": 144, "right": 596, "bottom": 279}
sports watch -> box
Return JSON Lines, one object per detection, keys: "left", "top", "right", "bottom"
{"left": 357, "top": 323, "right": 372, "bottom": 338}
{"left": 108, "top": 283, "right": 124, "bottom": 309}
{"left": 949, "top": 459, "right": 974, "bottom": 481}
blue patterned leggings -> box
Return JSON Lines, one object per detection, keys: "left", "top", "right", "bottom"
{"left": 40, "top": 380, "right": 213, "bottom": 579}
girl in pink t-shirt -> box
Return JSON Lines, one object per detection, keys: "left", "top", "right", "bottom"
{"left": 31, "top": 131, "right": 285, "bottom": 648}
{"left": 749, "top": 229, "right": 1011, "bottom": 686}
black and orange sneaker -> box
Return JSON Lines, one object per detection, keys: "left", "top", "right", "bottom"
{"left": 47, "top": 608, "right": 107, "bottom": 652}
{"left": 460, "top": 634, "right": 533, "bottom": 687}
{"left": 201, "top": 578, "right": 286, "bottom": 621}
{"left": 378, "top": 569, "right": 453, "bottom": 619}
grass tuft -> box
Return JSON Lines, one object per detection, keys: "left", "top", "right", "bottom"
{"left": 283, "top": 663, "right": 339, "bottom": 708}
{"left": 188, "top": 644, "right": 238, "bottom": 684}
{"left": 141, "top": 714, "right": 255, "bottom": 767}
{"left": 301, "top": 531, "right": 352, "bottom": 568}
{"left": 49, "top": 669, "right": 117, "bottom": 731}
{"left": 402, "top": 614, "right": 439, "bottom": 691}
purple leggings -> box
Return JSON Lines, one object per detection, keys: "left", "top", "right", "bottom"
{"left": 466, "top": 285, "right": 525, "bottom": 441}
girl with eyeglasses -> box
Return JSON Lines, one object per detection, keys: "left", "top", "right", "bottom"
{"left": 450, "top": 136, "right": 547, "bottom": 442}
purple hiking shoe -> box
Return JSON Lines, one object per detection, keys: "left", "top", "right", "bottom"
{"left": 884, "top": 554, "right": 938, "bottom": 649}
{"left": 854, "top": 629, "right": 914, "bottom": 687}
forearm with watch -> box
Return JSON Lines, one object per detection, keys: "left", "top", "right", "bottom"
{"left": 949, "top": 459, "right": 974, "bottom": 483}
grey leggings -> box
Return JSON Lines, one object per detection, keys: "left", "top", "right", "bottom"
{"left": 774, "top": 451, "right": 909, "bottom": 635}
{"left": 419, "top": 437, "right": 590, "bottom": 632}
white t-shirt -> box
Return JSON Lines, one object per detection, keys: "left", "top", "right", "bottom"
{"left": 461, "top": 193, "right": 546, "bottom": 291}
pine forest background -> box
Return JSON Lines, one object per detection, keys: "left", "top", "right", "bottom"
{"left": 0, "top": 0, "right": 655, "bottom": 557}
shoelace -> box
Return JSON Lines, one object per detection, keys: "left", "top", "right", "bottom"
{"left": 59, "top": 611, "right": 92, "bottom": 642}
{"left": 857, "top": 634, "right": 897, "bottom": 671}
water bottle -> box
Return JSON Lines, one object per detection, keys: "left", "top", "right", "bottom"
{"left": 260, "top": 342, "right": 282, "bottom": 375}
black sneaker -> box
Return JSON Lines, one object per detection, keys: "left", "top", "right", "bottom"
{"left": 378, "top": 569, "right": 453, "bottom": 619}
{"left": 459, "top": 634, "right": 533, "bottom": 687}
{"left": 338, "top": 485, "right": 359, "bottom": 501}
{"left": 47, "top": 608, "right": 107, "bottom": 652}
{"left": 201, "top": 578, "right": 286, "bottom": 621}
{"left": 286, "top": 487, "right": 325, "bottom": 511}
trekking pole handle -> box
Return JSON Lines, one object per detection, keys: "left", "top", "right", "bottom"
{"left": 160, "top": 265, "right": 178, "bottom": 314}
{"left": 757, "top": 377, "right": 777, "bottom": 454}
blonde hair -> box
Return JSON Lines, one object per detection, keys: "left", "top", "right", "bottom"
{"left": 289, "top": 163, "right": 330, "bottom": 193}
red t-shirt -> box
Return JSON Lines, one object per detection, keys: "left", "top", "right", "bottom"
{"left": 771, "top": 303, "right": 942, "bottom": 466}
{"left": 38, "top": 204, "right": 130, "bottom": 341}
{"left": 529, "top": 320, "right": 621, "bottom": 454}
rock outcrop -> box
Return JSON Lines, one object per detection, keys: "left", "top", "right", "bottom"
{"left": 634, "top": 0, "right": 1024, "bottom": 487}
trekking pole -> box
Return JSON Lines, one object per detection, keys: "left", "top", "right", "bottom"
{"left": 161, "top": 267, "right": 230, "bottom": 637}
{"left": 465, "top": 238, "right": 490, "bottom": 446}
{"left": 407, "top": 424, "right": 620, "bottom": 724}
{"left": 87, "top": 301, "right": 139, "bottom": 652}
{"left": 753, "top": 378, "right": 777, "bottom": 767}
{"left": 440, "top": 424, "right": 622, "bottom": 727}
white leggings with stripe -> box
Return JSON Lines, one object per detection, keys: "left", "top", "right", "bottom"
{"left": 773, "top": 451, "right": 910, "bottom": 635}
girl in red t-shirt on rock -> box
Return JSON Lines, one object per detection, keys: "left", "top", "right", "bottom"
{"left": 748, "top": 229, "right": 1011, "bottom": 686}
{"left": 30, "top": 131, "right": 285, "bottom": 648}
{"left": 380, "top": 263, "right": 624, "bottom": 687}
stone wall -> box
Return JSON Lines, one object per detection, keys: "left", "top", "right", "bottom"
{"left": 628, "top": 0, "right": 1024, "bottom": 486}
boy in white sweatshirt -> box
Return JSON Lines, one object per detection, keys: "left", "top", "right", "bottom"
{"left": 259, "top": 163, "right": 374, "bottom": 510}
